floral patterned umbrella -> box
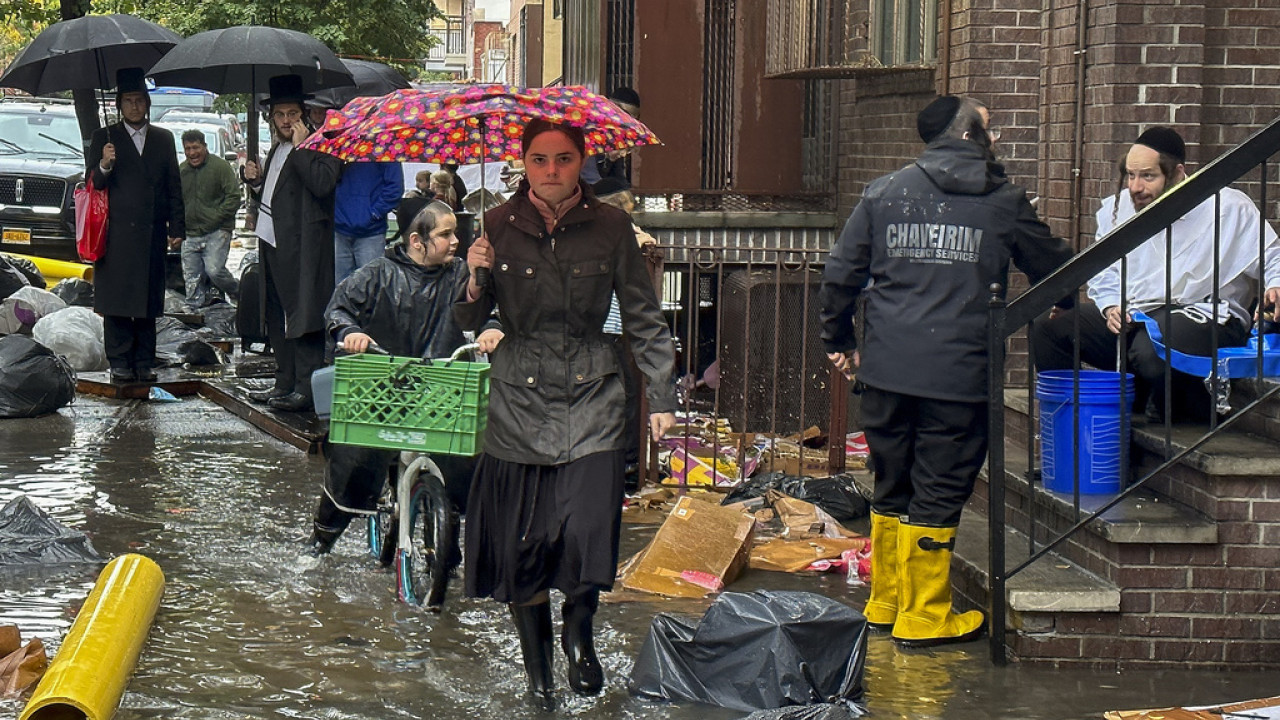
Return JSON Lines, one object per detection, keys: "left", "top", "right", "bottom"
{"left": 297, "top": 84, "right": 661, "bottom": 163}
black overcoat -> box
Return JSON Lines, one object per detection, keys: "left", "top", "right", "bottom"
{"left": 86, "top": 123, "right": 184, "bottom": 318}
{"left": 249, "top": 145, "right": 342, "bottom": 339}
{"left": 454, "top": 182, "right": 677, "bottom": 466}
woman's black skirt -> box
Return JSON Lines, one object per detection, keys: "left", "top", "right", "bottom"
{"left": 464, "top": 450, "right": 625, "bottom": 604}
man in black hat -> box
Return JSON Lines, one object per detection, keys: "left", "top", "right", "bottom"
{"left": 86, "top": 67, "right": 185, "bottom": 383}
{"left": 242, "top": 74, "right": 343, "bottom": 411}
{"left": 1032, "top": 125, "right": 1280, "bottom": 423}
{"left": 819, "top": 95, "right": 1073, "bottom": 648}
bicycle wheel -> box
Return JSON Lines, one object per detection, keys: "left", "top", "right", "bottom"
{"left": 367, "top": 474, "right": 397, "bottom": 566}
{"left": 395, "top": 470, "right": 458, "bottom": 610}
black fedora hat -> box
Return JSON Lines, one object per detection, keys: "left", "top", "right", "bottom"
{"left": 259, "top": 73, "right": 312, "bottom": 108}
{"left": 115, "top": 67, "right": 147, "bottom": 95}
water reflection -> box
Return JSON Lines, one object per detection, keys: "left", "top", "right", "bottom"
{"left": 3, "top": 397, "right": 1280, "bottom": 719}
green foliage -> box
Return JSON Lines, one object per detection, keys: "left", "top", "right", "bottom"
{"left": 94, "top": 0, "right": 444, "bottom": 71}
{"left": 2, "top": 0, "right": 444, "bottom": 75}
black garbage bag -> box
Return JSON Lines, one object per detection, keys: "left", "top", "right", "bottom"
{"left": 155, "top": 316, "right": 222, "bottom": 366}
{"left": 50, "top": 277, "right": 95, "bottom": 307}
{"left": 745, "top": 705, "right": 864, "bottom": 720}
{"left": 0, "top": 255, "right": 30, "bottom": 301}
{"left": 0, "top": 253, "right": 45, "bottom": 288}
{"left": 723, "top": 472, "right": 869, "bottom": 523}
{"left": 0, "top": 495, "right": 102, "bottom": 567}
{"left": 629, "top": 590, "right": 868, "bottom": 715}
{"left": 196, "top": 301, "right": 238, "bottom": 337}
{"left": 0, "top": 335, "right": 75, "bottom": 418}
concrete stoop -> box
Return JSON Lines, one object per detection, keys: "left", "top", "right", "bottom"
{"left": 970, "top": 390, "right": 1280, "bottom": 668}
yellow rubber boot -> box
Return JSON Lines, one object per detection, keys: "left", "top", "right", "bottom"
{"left": 863, "top": 512, "right": 900, "bottom": 629}
{"left": 892, "top": 523, "right": 985, "bottom": 648}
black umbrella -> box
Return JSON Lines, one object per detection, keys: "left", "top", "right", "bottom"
{"left": 147, "top": 25, "right": 355, "bottom": 161}
{"left": 0, "top": 13, "right": 181, "bottom": 94}
{"left": 309, "top": 59, "right": 411, "bottom": 110}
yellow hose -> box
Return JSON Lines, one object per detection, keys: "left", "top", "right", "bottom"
{"left": 7, "top": 253, "right": 94, "bottom": 287}
{"left": 19, "top": 554, "right": 165, "bottom": 720}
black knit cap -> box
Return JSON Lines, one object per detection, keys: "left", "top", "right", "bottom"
{"left": 917, "top": 95, "right": 962, "bottom": 143}
{"left": 1135, "top": 126, "right": 1186, "bottom": 163}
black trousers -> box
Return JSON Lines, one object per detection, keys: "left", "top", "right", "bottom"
{"left": 261, "top": 243, "right": 325, "bottom": 398}
{"left": 103, "top": 315, "right": 157, "bottom": 372}
{"left": 861, "top": 385, "right": 988, "bottom": 527}
{"left": 1031, "top": 304, "right": 1249, "bottom": 422}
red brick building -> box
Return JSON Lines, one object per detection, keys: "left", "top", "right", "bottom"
{"left": 553, "top": 0, "right": 1280, "bottom": 667}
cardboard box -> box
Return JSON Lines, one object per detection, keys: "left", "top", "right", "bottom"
{"left": 619, "top": 496, "right": 756, "bottom": 598}
{"left": 761, "top": 446, "right": 832, "bottom": 478}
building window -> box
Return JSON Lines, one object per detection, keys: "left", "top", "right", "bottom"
{"left": 871, "top": 0, "right": 937, "bottom": 66}
{"left": 553, "top": 0, "right": 563, "bottom": 19}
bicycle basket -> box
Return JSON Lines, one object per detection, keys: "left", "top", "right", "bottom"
{"left": 329, "top": 353, "right": 490, "bottom": 455}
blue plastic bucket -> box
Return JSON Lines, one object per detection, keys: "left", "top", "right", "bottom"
{"left": 1036, "top": 370, "right": 1135, "bottom": 495}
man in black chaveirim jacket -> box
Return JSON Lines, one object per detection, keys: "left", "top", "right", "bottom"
{"left": 820, "top": 95, "right": 1073, "bottom": 648}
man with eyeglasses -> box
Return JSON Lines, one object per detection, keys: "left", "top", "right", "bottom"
{"left": 86, "top": 67, "right": 185, "bottom": 384}
{"left": 1032, "top": 126, "right": 1280, "bottom": 423}
{"left": 820, "top": 95, "right": 1072, "bottom": 648}
{"left": 241, "top": 74, "right": 343, "bottom": 412}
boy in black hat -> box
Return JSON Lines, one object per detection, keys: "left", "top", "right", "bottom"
{"left": 1034, "top": 125, "right": 1280, "bottom": 423}
{"left": 242, "top": 74, "right": 344, "bottom": 411}
{"left": 820, "top": 94, "right": 1073, "bottom": 648}
{"left": 86, "top": 67, "right": 185, "bottom": 383}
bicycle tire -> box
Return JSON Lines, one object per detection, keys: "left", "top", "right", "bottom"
{"left": 367, "top": 471, "right": 397, "bottom": 566}
{"left": 395, "top": 471, "right": 458, "bottom": 610}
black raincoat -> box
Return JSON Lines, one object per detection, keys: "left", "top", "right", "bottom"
{"left": 454, "top": 182, "right": 676, "bottom": 466}
{"left": 820, "top": 138, "right": 1074, "bottom": 402}
{"left": 325, "top": 245, "right": 481, "bottom": 359}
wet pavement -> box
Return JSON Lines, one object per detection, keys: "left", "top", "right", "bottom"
{"left": 3, "top": 394, "right": 1280, "bottom": 719}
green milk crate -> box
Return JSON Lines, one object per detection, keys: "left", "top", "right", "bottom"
{"left": 328, "top": 353, "right": 490, "bottom": 456}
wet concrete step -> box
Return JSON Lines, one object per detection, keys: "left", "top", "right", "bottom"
{"left": 847, "top": 470, "right": 1120, "bottom": 615}
{"left": 992, "top": 445, "right": 1218, "bottom": 545}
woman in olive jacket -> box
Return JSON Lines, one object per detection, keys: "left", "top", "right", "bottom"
{"left": 454, "top": 119, "right": 676, "bottom": 709}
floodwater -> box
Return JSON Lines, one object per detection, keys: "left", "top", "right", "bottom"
{"left": 2, "top": 395, "right": 1279, "bottom": 720}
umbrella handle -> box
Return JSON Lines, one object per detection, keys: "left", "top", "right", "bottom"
{"left": 475, "top": 266, "right": 490, "bottom": 289}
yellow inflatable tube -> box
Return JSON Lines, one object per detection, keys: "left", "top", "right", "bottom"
{"left": 7, "top": 253, "right": 94, "bottom": 287}
{"left": 20, "top": 554, "right": 165, "bottom": 720}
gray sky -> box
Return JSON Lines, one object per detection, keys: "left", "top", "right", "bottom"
{"left": 474, "top": 0, "right": 510, "bottom": 23}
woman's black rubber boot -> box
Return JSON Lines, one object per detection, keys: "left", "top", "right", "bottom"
{"left": 509, "top": 602, "right": 556, "bottom": 711}
{"left": 562, "top": 590, "right": 604, "bottom": 695}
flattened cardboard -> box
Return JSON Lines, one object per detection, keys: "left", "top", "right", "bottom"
{"left": 619, "top": 496, "right": 755, "bottom": 599}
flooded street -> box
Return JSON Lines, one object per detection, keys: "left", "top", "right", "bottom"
{"left": 3, "top": 395, "right": 1279, "bottom": 719}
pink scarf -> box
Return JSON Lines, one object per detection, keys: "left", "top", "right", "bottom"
{"left": 527, "top": 185, "right": 584, "bottom": 234}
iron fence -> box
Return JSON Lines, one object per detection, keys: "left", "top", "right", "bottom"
{"left": 986, "top": 116, "right": 1280, "bottom": 664}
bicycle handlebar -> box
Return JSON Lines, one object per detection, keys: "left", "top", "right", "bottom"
{"left": 448, "top": 342, "right": 481, "bottom": 362}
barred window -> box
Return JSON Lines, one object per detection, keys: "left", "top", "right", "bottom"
{"left": 872, "top": 0, "right": 937, "bottom": 67}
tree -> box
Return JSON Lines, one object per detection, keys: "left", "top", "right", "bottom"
{"left": 3, "top": 0, "right": 444, "bottom": 140}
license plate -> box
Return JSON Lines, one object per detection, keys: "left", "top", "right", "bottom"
{"left": 2, "top": 228, "right": 31, "bottom": 244}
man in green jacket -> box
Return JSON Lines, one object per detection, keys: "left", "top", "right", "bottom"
{"left": 178, "top": 128, "right": 241, "bottom": 308}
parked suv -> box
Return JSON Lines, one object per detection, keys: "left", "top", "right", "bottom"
{"left": 0, "top": 99, "right": 84, "bottom": 261}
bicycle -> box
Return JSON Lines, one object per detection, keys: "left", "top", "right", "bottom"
{"left": 328, "top": 341, "right": 485, "bottom": 611}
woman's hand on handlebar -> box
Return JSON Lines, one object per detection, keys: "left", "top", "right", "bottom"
{"left": 476, "top": 328, "right": 504, "bottom": 354}
{"left": 340, "top": 332, "right": 374, "bottom": 353}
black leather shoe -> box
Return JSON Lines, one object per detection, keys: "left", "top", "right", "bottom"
{"left": 268, "top": 392, "right": 314, "bottom": 412}
{"left": 248, "top": 386, "right": 289, "bottom": 403}
{"left": 110, "top": 368, "right": 136, "bottom": 383}
{"left": 136, "top": 368, "right": 158, "bottom": 383}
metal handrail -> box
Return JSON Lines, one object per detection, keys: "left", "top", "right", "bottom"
{"left": 986, "top": 113, "right": 1280, "bottom": 665}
